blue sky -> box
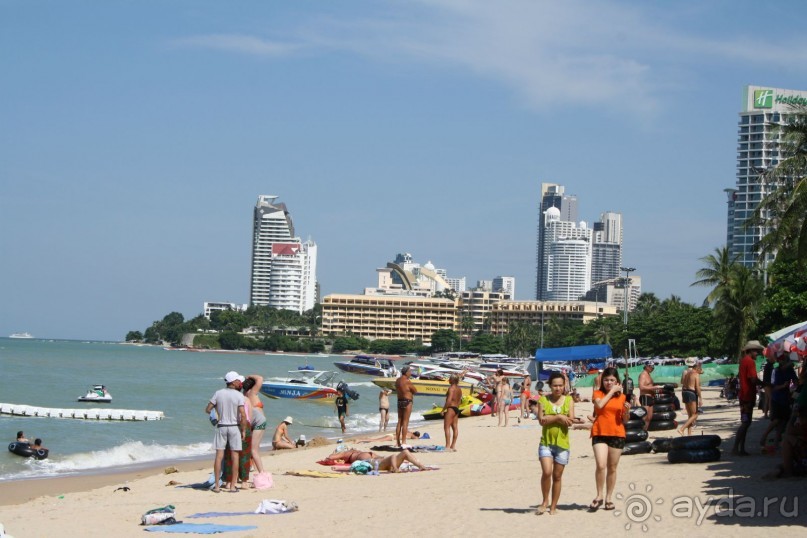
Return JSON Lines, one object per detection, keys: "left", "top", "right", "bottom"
{"left": 3, "top": 1, "right": 807, "bottom": 341}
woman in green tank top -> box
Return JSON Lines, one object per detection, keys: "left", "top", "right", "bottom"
{"left": 536, "top": 371, "right": 575, "bottom": 515}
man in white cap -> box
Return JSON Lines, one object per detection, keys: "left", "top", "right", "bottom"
{"left": 272, "top": 416, "right": 295, "bottom": 450}
{"left": 205, "top": 371, "right": 247, "bottom": 492}
{"left": 733, "top": 340, "right": 764, "bottom": 456}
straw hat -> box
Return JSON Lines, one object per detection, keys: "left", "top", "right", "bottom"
{"left": 742, "top": 340, "right": 765, "bottom": 351}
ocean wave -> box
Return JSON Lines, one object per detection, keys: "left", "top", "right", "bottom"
{"left": 346, "top": 381, "right": 377, "bottom": 388}
{"left": 0, "top": 440, "right": 211, "bottom": 481}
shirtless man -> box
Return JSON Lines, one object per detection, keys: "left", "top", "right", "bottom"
{"left": 638, "top": 361, "right": 663, "bottom": 431}
{"left": 678, "top": 359, "right": 702, "bottom": 436}
{"left": 272, "top": 416, "right": 295, "bottom": 450}
{"left": 378, "top": 389, "right": 391, "bottom": 432}
{"left": 489, "top": 369, "right": 504, "bottom": 418}
{"left": 395, "top": 366, "right": 417, "bottom": 447}
{"left": 442, "top": 374, "right": 462, "bottom": 451}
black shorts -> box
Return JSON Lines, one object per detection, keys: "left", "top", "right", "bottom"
{"left": 639, "top": 394, "right": 654, "bottom": 406}
{"left": 682, "top": 390, "right": 697, "bottom": 404}
{"left": 770, "top": 401, "right": 791, "bottom": 422}
{"left": 592, "top": 436, "right": 626, "bottom": 450}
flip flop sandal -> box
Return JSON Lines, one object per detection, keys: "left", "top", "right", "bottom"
{"left": 604, "top": 502, "right": 615, "bottom": 510}
{"left": 588, "top": 499, "right": 603, "bottom": 511}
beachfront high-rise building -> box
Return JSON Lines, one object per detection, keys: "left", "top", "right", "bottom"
{"left": 536, "top": 183, "right": 578, "bottom": 299}
{"left": 591, "top": 211, "right": 623, "bottom": 285}
{"left": 726, "top": 85, "right": 807, "bottom": 268}
{"left": 249, "top": 195, "right": 317, "bottom": 313}
{"left": 542, "top": 207, "right": 592, "bottom": 301}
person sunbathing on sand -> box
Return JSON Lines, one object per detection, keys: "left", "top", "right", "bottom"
{"left": 373, "top": 450, "right": 427, "bottom": 473}
{"left": 358, "top": 431, "right": 422, "bottom": 443}
{"left": 328, "top": 448, "right": 427, "bottom": 472}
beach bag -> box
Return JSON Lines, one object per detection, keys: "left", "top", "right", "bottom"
{"left": 141, "top": 505, "right": 176, "bottom": 525}
{"left": 349, "top": 460, "right": 373, "bottom": 474}
{"left": 254, "top": 499, "right": 299, "bottom": 514}
{"left": 253, "top": 472, "right": 273, "bottom": 490}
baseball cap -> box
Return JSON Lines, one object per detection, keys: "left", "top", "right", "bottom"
{"left": 224, "top": 371, "right": 245, "bottom": 384}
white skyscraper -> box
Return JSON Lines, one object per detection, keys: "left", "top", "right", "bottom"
{"left": 543, "top": 208, "right": 592, "bottom": 301}
{"left": 536, "top": 183, "right": 578, "bottom": 299}
{"left": 727, "top": 85, "right": 807, "bottom": 267}
{"left": 250, "top": 195, "right": 317, "bottom": 313}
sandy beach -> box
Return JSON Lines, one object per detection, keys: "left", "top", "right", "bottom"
{"left": 2, "top": 387, "right": 806, "bottom": 537}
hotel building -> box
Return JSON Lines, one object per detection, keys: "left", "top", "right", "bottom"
{"left": 726, "top": 85, "right": 807, "bottom": 267}
{"left": 488, "top": 300, "right": 618, "bottom": 336}
{"left": 249, "top": 195, "right": 317, "bottom": 314}
{"left": 320, "top": 294, "right": 456, "bottom": 344}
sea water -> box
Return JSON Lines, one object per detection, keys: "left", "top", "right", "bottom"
{"left": 0, "top": 338, "right": 424, "bottom": 481}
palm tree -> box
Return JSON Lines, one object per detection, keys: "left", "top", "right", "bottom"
{"left": 750, "top": 105, "right": 807, "bottom": 265}
{"left": 714, "top": 265, "right": 765, "bottom": 358}
{"left": 691, "top": 246, "right": 738, "bottom": 304}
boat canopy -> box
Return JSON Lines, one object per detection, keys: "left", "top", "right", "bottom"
{"left": 534, "top": 344, "right": 612, "bottom": 363}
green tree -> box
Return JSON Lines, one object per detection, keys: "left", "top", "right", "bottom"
{"left": 713, "top": 265, "right": 765, "bottom": 358}
{"left": 751, "top": 105, "right": 807, "bottom": 265}
{"left": 467, "top": 333, "right": 504, "bottom": 354}
{"left": 430, "top": 329, "right": 459, "bottom": 354}
{"left": 691, "top": 246, "right": 738, "bottom": 304}
{"left": 755, "top": 256, "right": 807, "bottom": 335}
{"left": 125, "top": 330, "right": 143, "bottom": 342}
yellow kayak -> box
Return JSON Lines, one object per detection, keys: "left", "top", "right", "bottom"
{"left": 422, "top": 394, "right": 487, "bottom": 420}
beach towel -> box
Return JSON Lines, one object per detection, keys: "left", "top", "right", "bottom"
{"left": 316, "top": 458, "right": 340, "bottom": 466}
{"left": 254, "top": 499, "right": 299, "bottom": 514}
{"left": 144, "top": 523, "right": 257, "bottom": 533}
{"left": 287, "top": 469, "right": 344, "bottom": 478}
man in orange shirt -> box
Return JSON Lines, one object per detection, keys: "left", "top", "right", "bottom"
{"left": 732, "top": 340, "right": 764, "bottom": 456}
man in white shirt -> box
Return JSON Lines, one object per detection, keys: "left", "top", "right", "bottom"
{"left": 205, "top": 371, "right": 247, "bottom": 492}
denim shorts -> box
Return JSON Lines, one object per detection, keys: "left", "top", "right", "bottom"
{"left": 538, "top": 444, "right": 570, "bottom": 465}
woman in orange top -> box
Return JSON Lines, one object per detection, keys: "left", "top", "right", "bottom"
{"left": 589, "top": 367, "right": 630, "bottom": 512}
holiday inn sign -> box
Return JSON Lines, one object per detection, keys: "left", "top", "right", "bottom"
{"left": 754, "top": 88, "right": 807, "bottom": 108}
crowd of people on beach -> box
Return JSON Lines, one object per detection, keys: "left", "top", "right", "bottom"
{"left": 202, "top": 338, "right": 807, "bottom": 508}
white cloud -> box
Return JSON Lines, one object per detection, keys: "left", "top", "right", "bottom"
{"left": 172, "top": 1, "right": 807, "bottom": 118}
{"left": 172, "top": 34, "right": 300, "bottom": 57}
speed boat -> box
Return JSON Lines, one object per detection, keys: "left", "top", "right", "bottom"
{"left": 371, "top": 369, "right": 480, "bottom": 397}
{"left": 333, "top": 355, "right": 399, "bottom": 377}
{"left": 77, "top": 385, "right": 112, "bottom": 403}
{"left": 260, "top": 370, "right": 343, "bottom": 401}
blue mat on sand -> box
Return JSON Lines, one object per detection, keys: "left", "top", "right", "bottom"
{"left": 187, "top": 512, "right": 255, "bottom": 518}
{"left": 144, "top": 523, "right": 257, "bottom": 533}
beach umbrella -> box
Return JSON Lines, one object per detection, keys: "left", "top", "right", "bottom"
{"left": 765, "top": 321, "right": 807, "bottom": 359}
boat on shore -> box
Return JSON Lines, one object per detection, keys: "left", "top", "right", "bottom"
{"left": 77, "top": 385, "right": 112, "bottom": 403}
{"left": 260, "top": 370, "right": 342, "bottom": 402}
{"left": 371, "top": 371, "right": 479, "bottom": 397}
{"left": 9, "top": 332, "right": 33, "bottom": 339}
{"left": 334, "top": 355, "right": 399, "bottom": 377}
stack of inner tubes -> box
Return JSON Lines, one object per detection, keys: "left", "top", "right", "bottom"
{"left": 623, "top": 407, "right": 651, "bottom": 455}
{"left": 667, "top": 435, "right": 722, "bottom": 463}
{"left": 647, "top": 389, "right": 677, "bottom": 432}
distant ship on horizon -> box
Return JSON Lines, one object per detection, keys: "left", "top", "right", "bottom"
{"left": 9, "top": 332, "right": 34, "bottom": 339}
